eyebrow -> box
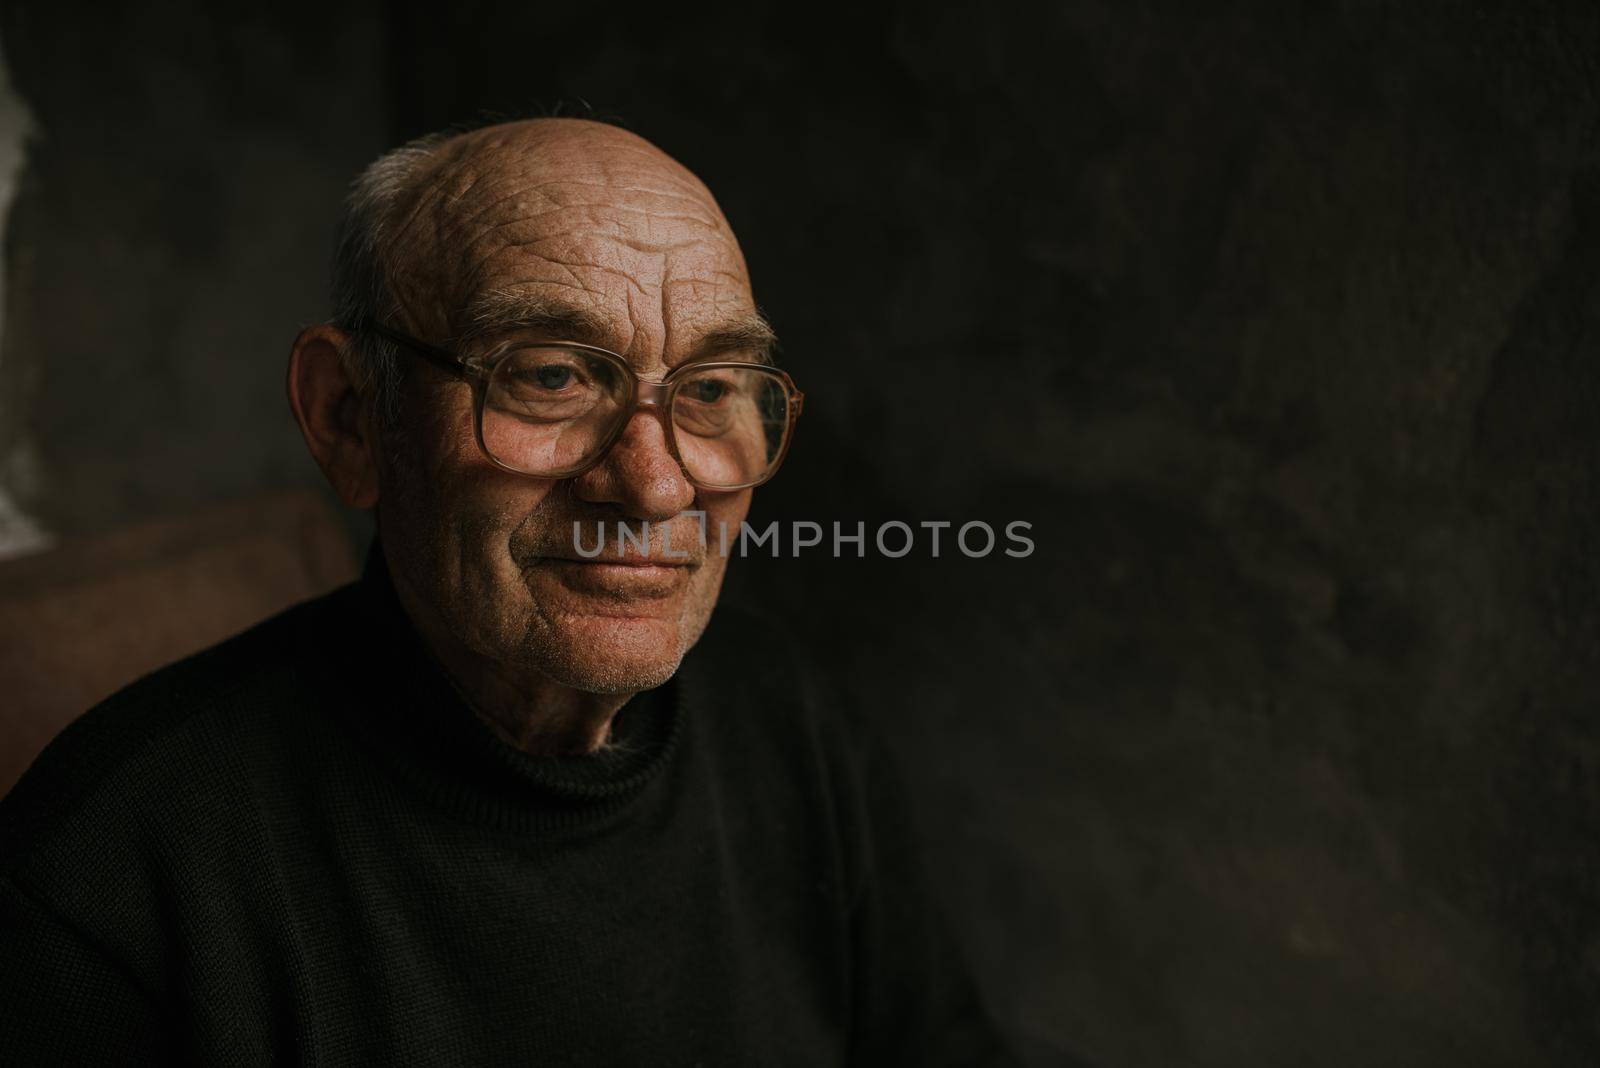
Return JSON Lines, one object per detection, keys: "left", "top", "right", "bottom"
{"left": 687, "top": 315, "right": 779, "bottom": 365}
{"left": 454, "top": 290, "right": 779, "bottom": 365}
{"left": 454, "top": 290, "right": 616, "bottom": 348}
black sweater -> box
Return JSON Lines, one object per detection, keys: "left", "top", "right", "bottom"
{"left": 0, "top": 551, "right": 1013, "bottom": 1065}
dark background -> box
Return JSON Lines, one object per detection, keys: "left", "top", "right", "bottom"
{"left": 4, "top": 2, "right": 1599, "bottom": 1064}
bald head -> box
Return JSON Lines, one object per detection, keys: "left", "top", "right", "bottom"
{"left": 350, "top": 119, "right": 760, "bottom": 377}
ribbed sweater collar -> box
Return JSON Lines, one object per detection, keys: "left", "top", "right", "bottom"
{"left": 327, "top": 543, "right": 686, "bottom": 834}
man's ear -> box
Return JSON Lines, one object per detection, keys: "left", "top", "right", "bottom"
{"left": 287, "top": 325, "right": 382, "bottom": 509}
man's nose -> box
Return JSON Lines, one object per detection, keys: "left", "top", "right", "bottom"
{"left": 570, "top": 408, "right": 695, "bottom": 520}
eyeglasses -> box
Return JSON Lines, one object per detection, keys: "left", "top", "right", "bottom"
{"left": 365, "top": 321, "right": 803, "bottom": 491}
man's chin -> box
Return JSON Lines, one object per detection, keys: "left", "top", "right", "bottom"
{"left": 526, "top": 612, "right": 690, "bottom": 695}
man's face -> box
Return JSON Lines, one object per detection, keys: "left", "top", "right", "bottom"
{"left": 372, "top": 121, "right": 759, "bottom": 694}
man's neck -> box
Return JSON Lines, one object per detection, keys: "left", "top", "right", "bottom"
{"left": 443, "top": 651, "right": 629, "bottom": 756}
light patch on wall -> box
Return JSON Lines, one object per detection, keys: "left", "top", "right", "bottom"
{"left": 0, "top": 34, "right": 47, "bottom": 560}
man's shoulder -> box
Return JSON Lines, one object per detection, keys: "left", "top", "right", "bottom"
{"left": 0, "top": 582, "right": 360, "bottom": 869}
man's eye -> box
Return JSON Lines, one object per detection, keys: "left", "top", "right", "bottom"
{"left": 533, "top": 365, "right": 575, "bottom": 390}
{"left": 684, "top": 379, "right": 729, "bottom": 404}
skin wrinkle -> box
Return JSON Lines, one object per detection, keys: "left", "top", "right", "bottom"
{"left": 536, "top": 182, "right": 714, "bottom": 210}
{"left": 448, "top": 184, "right": 716, "bottom": 245}
{"left": 475, "top": 221, "right": 724, "bottom": 256}
{"left": 421, "top": 164, "right": 722, "bottom": 257}
{"left": 453, "top": 257, "right": 601, "bottom": 318}
{"left": 467, "top": 252, "right": 656, "bottom": 303}
{"left": 438, "top": 182, "right": 736, "bottom": 334}
{"left": 359, "top": 118, "right": 760, "bottom": 755}
{"left": 625, "top": 286, "right": 651, "bottom": 363}
{"left": 451, "top": 190, "right": 564, "bottom": 241}
{"left": 464, "top": 185, "right": 726, "bottom": 235}
{"left": 450, "top": 289, "right": 776, "bottom": 372}
{"left": 393, "top": 130, "right": 742, "bottom": 337}
{"left": 469, "top": 216, "right": 634, "bottom": 251}
{"left": 448, "top": 229, "right": 730, "bottom": 314}
{"left": 476, "top": 223, "right": 720, "bottom": 262}
{"left": 384, "top": 144, "right": 494, "bottom": 279}
{"left": 656, "top": 274, "right": 675, "bottom": 359}
{"left": 441, "top": 169, "right": 485, "bottom": 212}
{"left": 452, "top": 201, "right": 696, "bottom": 248}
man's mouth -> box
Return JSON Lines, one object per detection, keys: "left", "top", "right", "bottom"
{"left": 536, "top": 553, "right": 696, "bottom": 569}
{"left": 524, "top": 555, "right": 695, "bottom": 600}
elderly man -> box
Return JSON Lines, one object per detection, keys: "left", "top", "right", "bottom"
{"left": 0, "top": 120, "right": 1013, "bottom": 1065}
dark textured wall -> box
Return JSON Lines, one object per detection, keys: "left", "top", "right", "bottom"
{"left": 0, "top": 1, "right": 386, "bottom": 534}
{"left": 7, "top": 3, "right": 1600, "bottom": 1065}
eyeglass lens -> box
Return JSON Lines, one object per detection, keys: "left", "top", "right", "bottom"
{"left": 479, "top": 346, "right": 791, "bottom": 488}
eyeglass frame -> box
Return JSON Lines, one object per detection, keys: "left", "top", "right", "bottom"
{"left": 362, "top": 319, "right": 805, "bottom": 491}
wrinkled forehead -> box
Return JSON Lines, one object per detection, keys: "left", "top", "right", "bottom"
{"left": 384, "top": 124, "right": 756, "bottom": 361}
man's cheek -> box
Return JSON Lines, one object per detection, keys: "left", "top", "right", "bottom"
{"left": 445, "top": 456, "right": 557, "bottom": 538}
{"left": 700, "top": 490, "right": 753, "bottom": 547}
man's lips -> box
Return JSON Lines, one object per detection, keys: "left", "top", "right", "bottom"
{"left": 535, "top": 555, "right": 696, "bottom": 568}
{"left": 523, "top": 554, "right": 696, "bottom": 601}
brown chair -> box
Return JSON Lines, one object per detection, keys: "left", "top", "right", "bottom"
{"left": 0, "top": 489, "right": 359, "bottom": 795}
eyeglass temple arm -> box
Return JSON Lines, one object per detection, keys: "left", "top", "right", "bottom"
{"left": 364, "top": 321, "right": 468, "bottom": 378}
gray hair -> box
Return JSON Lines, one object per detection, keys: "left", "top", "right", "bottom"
{"left": 329, "top": 132, "right": 450, "bottom": 426}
